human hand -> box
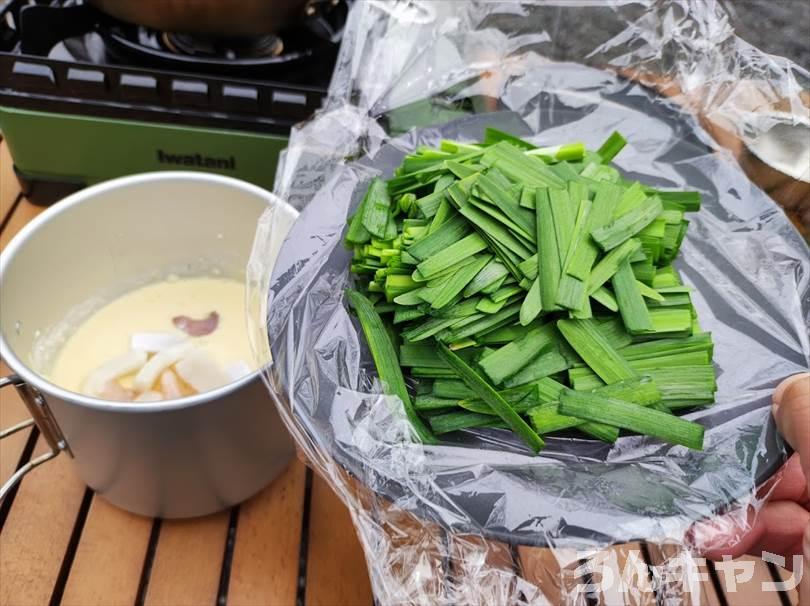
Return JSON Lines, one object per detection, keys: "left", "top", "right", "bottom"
{"left": 693, "top": 373, "right": 809, "bottom": 599}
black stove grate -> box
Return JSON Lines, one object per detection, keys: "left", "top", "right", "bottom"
{"left": 0, "top": 0, "right": 347, "bottom": 133}
{"left": 159, "top": 33, "right": 286, "bottom": 60}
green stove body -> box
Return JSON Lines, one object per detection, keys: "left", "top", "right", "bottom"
{"left": 1, "top": 107, "right": 290, "bottom": 192}
{"left": 0, "top": 0, "right": 344, "bottom": 204}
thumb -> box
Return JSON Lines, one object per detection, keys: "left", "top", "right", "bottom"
{"left": 773, "top": 373, "right": 810, "bottom": 487}
{"left": 793, "top": 524, "right": 810, "bottom": 604}
{"left": 772, "top": 372, "right": 810, "bottom": 602}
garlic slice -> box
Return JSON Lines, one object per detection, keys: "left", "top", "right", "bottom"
{"left": 83, "top": 350, "right": 148, "bottom": 397}
{"left": 175, "top": 349, "right": 231, "bottom": 393}
{"left": 135, "top": 391, "right": 163, "bottom": 402}
{"left": 133, "top": 342, "right": 194, "bottom": 392}
{"left": 131, "top": 332, "right": 185, "bottom": 353}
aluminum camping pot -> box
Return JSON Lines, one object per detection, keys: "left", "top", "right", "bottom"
{"left": 89, "top": 0, "right": 332, "bottom": 35}
{"left": 0, "top": 172, "right": 297, "bottom": 518}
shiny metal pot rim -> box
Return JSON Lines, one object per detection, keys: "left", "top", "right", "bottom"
{"left": 0, "top": 171, "right": 299, "bottom": 516}
{"left": 0, "top": 171, "right": 291, "bottom": 412}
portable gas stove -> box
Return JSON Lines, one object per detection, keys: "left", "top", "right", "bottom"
{"left": 0, "top": 0, "right": 348, "bottom": 203}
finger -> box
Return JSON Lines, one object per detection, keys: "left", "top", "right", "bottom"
{"left": 801, "top": 523, "right": 809, "bottom": 605}
{"left": 738, "top": 502, "right": 808, "bottom": 569}
{"left": 772, "top": 373, "right": 810, "bottom": 488}
{"left": 699, "top": 501, "right": 809, "bottom": 567}
{"left": 757, "top": 454, "right": 810, "bottom": 506}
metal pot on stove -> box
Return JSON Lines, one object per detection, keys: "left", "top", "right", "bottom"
{"left": 89, "top": 0, "right": 339, "bottom": 36}
{"left": 0, "top": 172, "right": 298, "bottom": 518}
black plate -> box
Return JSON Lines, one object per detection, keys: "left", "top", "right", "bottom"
{"left": 267, "top": 69, "right": 804, "bottom": 547}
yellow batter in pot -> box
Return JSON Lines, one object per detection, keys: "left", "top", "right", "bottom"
{"left": 49, "top": 276, "right": 258, "bottom": 398}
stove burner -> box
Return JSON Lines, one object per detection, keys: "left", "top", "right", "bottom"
{"left": 13, "top": 0, "right": 348, "bottom": 81}
{"left": 97, "top": 24, "right": 317, "bottom": 77}
{"left": 160, "top": 33, "right": 285, "bottom": 60}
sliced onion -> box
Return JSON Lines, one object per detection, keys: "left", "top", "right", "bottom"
{"left": 225, "top": 360, "right": 253, "bottom": 381}
{"left": 172, "top": 311, "right": 219, "bottom": 337}
{"left": 133, "top": 342, "right": 194, "bottom": 392}
{"left": 160, "top": 369, "right": 185, "bottom": 400}
{"left": 174, "top": 349, "right": 231, "bottom": 393}
{"left": 131, "top": 332, "right": 185, "bottom": 353}
{"left": 98, "top": 380, "right": 136, "bottom": 402}
{"left": 135, "top": 391, "right": 163, "bottom": 402}
{"left": 83, "top": 350, "right": 148, "bottom": 397}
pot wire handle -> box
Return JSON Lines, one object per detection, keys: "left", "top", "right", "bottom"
{"left": 0, "top": 375, "right": 67, "bottom": 501}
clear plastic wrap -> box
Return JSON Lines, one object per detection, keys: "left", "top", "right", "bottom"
{"left": 250, "top": 2, "right": 810, "bottom": 603}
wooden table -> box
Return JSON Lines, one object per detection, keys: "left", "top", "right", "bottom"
{"left": 0, "top": 140, "right": 801, "bottom": 606}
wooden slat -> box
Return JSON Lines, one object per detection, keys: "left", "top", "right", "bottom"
{"left": 305, "top": 465, "right": 447, "bottom": 604}
{"left": 0, "top": 154, "right": 93, "bottom": 606}
{"left": 61, "top": 496, "right": 152, "bottom": 606}
{"left": 304, "top": 474, "right": 373, "bottom": 606}
{"left": 769, "top": 563, "right": 800, "bottom": 606}
{"left": 0, "top": 437, "right": 86, "bottom": 606}
{"left": 0, "top": 196, "right": 44, "bottom": 486}
{"left": 448, "top": 534, "right": 519, "bottom": 604}
{"left": 517, "top": 545, "right": 585, "bottom": 605}
{"left": 716, "top": 556, "right": 785, "bottom": 606}
{"left": 0, "top": 140, "right": 22, "bottom": 226}
{"left": 0, "top": 361, "right": 34, "bottom": 487}
{"left": 693, "top": 559, "right": 724, "bottom": 606}
{"left": 645, "top": 542, "right": 722, "bottom": 606}
{"left": 227, "top": 460, "right": 307, "bottom": 606}
{"left": 588, "top": 543, "right": 655, "bottom": 606}
{"left": 642, "top": 543, "right": 699, "bottom": 606}
{"left": 0, "top": 198, "right": 45, "bottom": 250}
{"left": 145, "top": 511, "right": 230, "bottom": 606}
{"left": 517, "top": 546, "right": 565, "bottom": 605}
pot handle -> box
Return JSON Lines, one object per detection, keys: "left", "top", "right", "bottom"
{"left": 0, "top": 375, "right": 68, "bottom": 501}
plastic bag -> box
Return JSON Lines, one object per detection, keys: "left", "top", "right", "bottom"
{"left": 250, "top": 2, "right": 810, "bottom": 603}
